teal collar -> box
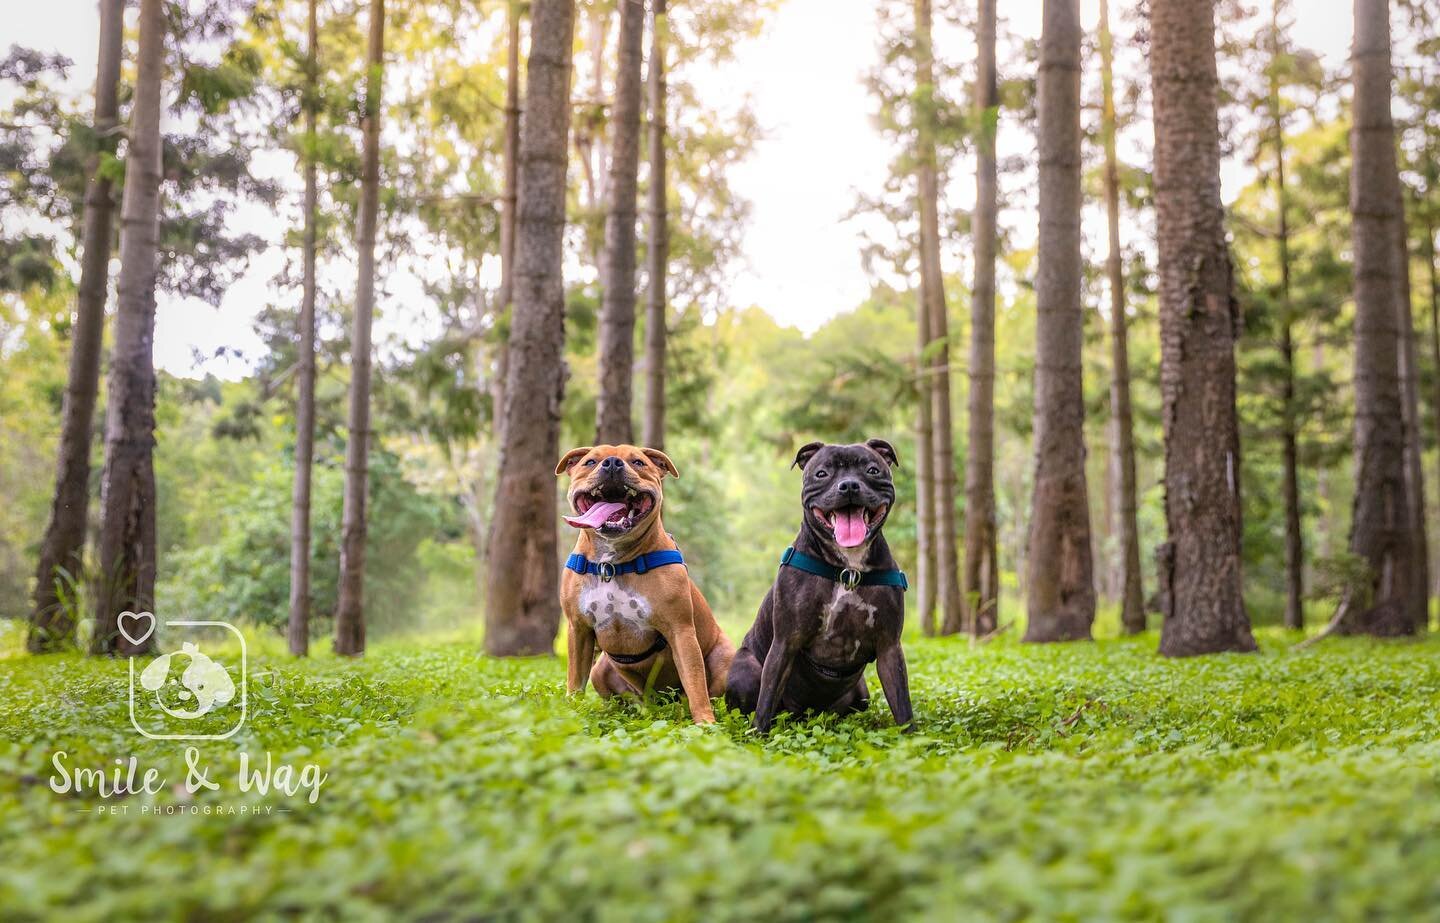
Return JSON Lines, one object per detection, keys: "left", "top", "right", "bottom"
{"left": 780, "top": 547, "right": 909, "bottom": 591}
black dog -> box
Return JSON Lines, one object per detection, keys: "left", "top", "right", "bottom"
{"left": 726, "top": 439, "right": 913, "bottom": 733}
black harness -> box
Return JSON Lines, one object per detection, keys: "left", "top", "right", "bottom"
{"left": 798, "top": 648, "right": 865, "bottom": 682}
{"left": 606, "top": 634, "right": 669, "bottom": 665}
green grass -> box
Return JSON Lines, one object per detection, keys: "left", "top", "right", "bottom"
{"left": 3, "top": 620, "right": 1440, "bottom": 921}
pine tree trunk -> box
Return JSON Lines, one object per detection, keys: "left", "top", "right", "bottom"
{"left": 915, "top": 285, "right": 937, "bottom": 636}
{"left": 962, "top": 0, "right": 1000, "bottom": 637}
{"left": 1396, "top": 209, "right": 1429, "bottom": 631}
{"left": 581, "top": 7, "right": 610, "bottom": 261}
{"left": 1100, "top": 0, "right": 1145, "bottom": 635}
{"left": 494, "top": 0, "right": 522, "bottom": 449}
{"left": 916, "top": 0, "right": 963, "bottom": 636}
{"left": 1269, "top": 8, "right": 1305, "bottom": 631}
{"left": 287, "top": 0, "right": 320, "bottom": 657}
{"left": 29, "top": 0, "right": 124, "bottom": 652}
{"left": 1339, "top": 0, "right": 1415, "bottom": 636}
{"left": 92, "top": 0, "right": 164, "bottom": 657}
{"left": 1427, "top": 216, "right": 1440, "bottom": 612}
{"left": 595, "top": 0, "right": 643, "bottom": 444}
{"left": 1025, "top": 0, "right": 1094, "bottom": 644}
{"left": 334, "top": 0, "right": 384, "bottom": 657}
{"left": 642, "top": 0, "right": 668, "bottom": 450}
{"left": 1150, "top": 0, "right": 1257, "bottom": 656}
{"left": 1314, "top": 338, "right": 1332, "bottom": 561}
{"left": 485, "top": 0, "right": 576, "bottom": 657}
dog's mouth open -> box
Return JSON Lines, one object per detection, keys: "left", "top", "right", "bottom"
{"left": 812, "top": 505, "right": 887, "bottom": 548}
{"left": 566, "top": 487, "right": 657, "bottom": 533}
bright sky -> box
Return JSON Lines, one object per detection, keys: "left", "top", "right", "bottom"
{"left": 9, "top": 0, "right": 1358, "bottom": 378}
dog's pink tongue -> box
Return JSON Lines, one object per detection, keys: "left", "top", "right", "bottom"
{"left": 833, "top": 509, "right": 868, "bottom": 547}
{"left": 564, "top": 501, "right": 626, "bottom": 529}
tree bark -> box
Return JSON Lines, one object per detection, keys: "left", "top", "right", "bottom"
{"left": 962, "top": 0, "right": 1000, "bottom": 637}
{"left": 1396, "top": 208, "right": 1429, "bottom": 631}
{"left": 288, "top": 0, "right": 320, "bottom": 657}
{"left": 1427, "top": 215, "right": 1440, "bottom": 612}
{"left": 29, "top": 0, "right": 124, "bottom": 652}
{"left": 915, "top": 268, "right": 937, "bottom": 636}
{"left": 1268, "top": 4, "right": 1305, "bottom": 631}
{"left": 642, "top": 0, "right": 668, "bottom": 449}
{"left": 92, "top": 0, "right": 164, "bottom": 656}
{"left": 493, "top": 0, "right": 523, "bottom": 449}
{"left": 1025, "top": 0, "right": 1095, "bottom": 643}
{"left": 1150, "top": 0, "right": 1257, "bottom": 656}
{"left": 1338, "top": 0, "right": 1415, "bottom": 637}
{"left": 485, "top": 0, "right": 576, "bottom": 657}
{"left": 595, "top": 0, "right": 644, "bottom": 444}
{"left": 334, "top": 0, "right": 384, "bottom": 657}
{"left": 916, "top": 0, "right": 963, "bottom": 636}
{"left": 1100, "top": 0, "right": 1145, "bottom": 635}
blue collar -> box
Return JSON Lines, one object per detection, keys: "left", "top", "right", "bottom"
{"left": 566, "top": 549, "right": 686, "bottom": 582}
{"left": 780, "top": 546, "right": 909, "bottom": 591}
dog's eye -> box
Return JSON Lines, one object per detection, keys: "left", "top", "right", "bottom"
{"left": 868, "top": 466, "right": 881, "bottom": 476}
{"left": 631, "top": 459, "right": 646, "bottom": 467}
{"left": 815, "top": 469, "right": 828, "bottom": 479}
{"left": 584, "top": 459, "right": 597, "bottom": 467}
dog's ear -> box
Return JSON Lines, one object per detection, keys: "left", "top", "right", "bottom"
{"left": 866, "top": 438, "right": 900, "bottom": 469}
{"left": 642, "top": 447, "right": 680, "bottom": 478}
{"left": 555, "top": 447, "right": 593, "bottom": 476}
{"left": 791, "top": 441, "right": 825, "bottom": 470}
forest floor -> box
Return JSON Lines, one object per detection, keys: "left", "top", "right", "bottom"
{"left": 2, "top": 622, "right": 1439, "bottom": 921}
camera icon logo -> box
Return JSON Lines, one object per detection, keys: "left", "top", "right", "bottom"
{"left": 124, "top": 614, "right": 247, "bottom": 741}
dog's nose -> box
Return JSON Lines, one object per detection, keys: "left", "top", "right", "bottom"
{"left": 600, "top": 456, "right": 625, "bottom": 472}
{"left": 837, "top": 479, "right": 861, "bottom": 494}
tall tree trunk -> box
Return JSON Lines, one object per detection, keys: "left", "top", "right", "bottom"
{"left": 334, "top": 0, "right": 384, "bottom": 657}
{"left": 1025, "top": 0, "right": 1095, "bottom": 643}
{"left": 642, "top": 0, "right": 668, "bottom": 449}
{"left": 916, "top": 281, "right": 937, "bottom": 636}
{"left": 1100, "top": 0, "right": 1145, "bottom": 635}
{"left": 1396, "top": 209, "right": 1429, "bottom": 631}
{"left": 962, "top": 0, "right": 1000, "bottom": 637}
{"left": 1314, "top": 338, "right": 1332, "bottom": 561}
{"left": 1427, "top": 215, "right": 1440, "bottom": 610}
{"left": 916, "top": 0, "right": 963, "bottom": 636}
{"left": 29, "top": 0, "right": 125, "bottom": 652}
{"left": 595, "top": 0, "right": 643, "bottom": 444}
{"left": 92, "top": 0, "right": 164, "bottom": 656}
{"left": 1268, "top": 3, "right": 1305, "bottom": 631}
{"left": 1150, "top": 0, "right": 1257, "bottom": 656}
{"left": 287, "top": 0, "right": 321, "bottom": 657}
{"left": 485, "top": 0, "right": 576, "bottom": 657}
{"left": 1339, "top": 0, "right": 1415, "bottom": 636}
{"left": 580, "top": 6, "right": 610, "bottom": 259}
{"left": 493, "top": 0, "right": 523, "bottom": 449}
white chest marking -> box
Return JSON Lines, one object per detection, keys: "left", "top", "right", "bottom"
{"left": 578, "top": 579, "right": 653, "bottom": 629}
{"left": 823, "top": 582, "right": 878, "bottom": 637}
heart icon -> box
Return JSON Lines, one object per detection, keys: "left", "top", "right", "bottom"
{"left": 117, "top": 611, "right": 156, "bottom": 648}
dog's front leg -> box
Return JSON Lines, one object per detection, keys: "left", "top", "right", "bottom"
{"left": 566, "top": 618, "right": 596, "bottom": 694}
{"left": 875, "top": 641, "right": 913, "bottom": 729}
{"left": 753, "top": 636, "right": 796, "bottom": 734}
{"left": 670, "top": 627, "right": 716, "bottom": 724}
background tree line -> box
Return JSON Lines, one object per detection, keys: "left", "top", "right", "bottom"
{"left": 2, "top": 0, "right": 1438, "bottom": 659}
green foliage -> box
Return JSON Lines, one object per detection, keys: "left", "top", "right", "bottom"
{"left": 159, "top": 451, "right": 457, "bottom": 638}
{"left": 0, "top": 282, "right": 70, "bottom": 616}
{"left": 3, "top": 628, "right": 1440, "bottom": 919}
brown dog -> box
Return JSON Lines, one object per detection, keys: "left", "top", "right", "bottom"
{"left": 556, "top": 444, "right": 734, "bottom": 724}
